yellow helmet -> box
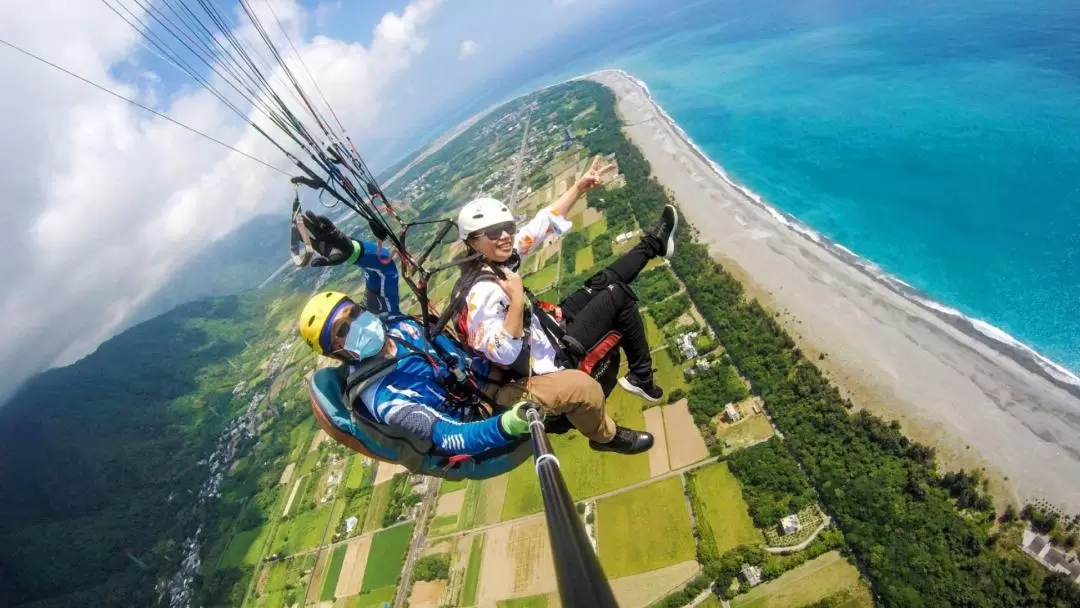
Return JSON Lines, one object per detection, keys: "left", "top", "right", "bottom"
{"left": 298, "top": 291, "right": 350, "bottom": 355}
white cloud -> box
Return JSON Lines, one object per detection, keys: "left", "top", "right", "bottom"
{"left": 459, "top": 39, "right": 478, "bottom": 59}
{"left": 0, "top": 0, "right": 442, "bottom": 402}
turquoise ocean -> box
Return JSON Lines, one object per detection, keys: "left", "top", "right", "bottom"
{"left": 412, "top": 0, "right": 1080, "bottom": 381}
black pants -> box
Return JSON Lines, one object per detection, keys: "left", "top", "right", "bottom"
{"left": 558, "top": 236, "right": 662, "bottom": 381}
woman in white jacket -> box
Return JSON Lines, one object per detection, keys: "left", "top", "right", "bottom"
{"left": 451, "top": 157, "right": 679, "bottom": 455}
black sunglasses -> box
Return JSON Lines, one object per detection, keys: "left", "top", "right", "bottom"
{"left": 470, "top": 221, "right": 517, "bottom": 241}
{"left": 333, "top": 303, "right": 361, "bottom": 340}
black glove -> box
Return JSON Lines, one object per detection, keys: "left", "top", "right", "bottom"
{"left": 303, "top": 211, "right": 357, "bottom": 267}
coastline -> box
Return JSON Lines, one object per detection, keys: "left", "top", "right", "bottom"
{"left": 587, "top": 69, "right": 1080, "bottom": 512}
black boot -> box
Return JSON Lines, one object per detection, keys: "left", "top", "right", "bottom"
{"left": 589, "top": 426, "right": 654, "bottom": 455}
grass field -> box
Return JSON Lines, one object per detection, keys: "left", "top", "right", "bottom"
{"left": 523, "top": 263, "right": 559, "bottom": 292}
{"left": 360, "top": 523, "right": 415, "bottom": 593}
{"left": 461, "top": 535, "right": 484, "bottom": 607}
{"left": 644, "top": 315, "right": 664, "bottom": 349}
{"left": 270, "top": 505, "right": 334, "bottom": 555}
{"left": 596, "top": 477, "right": 696, "bottom": 578}
{"left": 344, "top": 456, "right": 372, "bottom": 490}
{"left": 500, "top": 461, "right": 544, "bottom": 522}
{"left": 569, "top": 206, "right": 587, "bottom": 231}
{"left": 430, "top": 513, "right": 458, "bottom": 536}
{"left": 320, "top": 545, "right": 348, "bottom": 601}
{"left": 254, "top": 590, "right": 284, "bottom": 608}
{"left": 497, "top": 594, "right": 550, "bottom": 608}
{"left": 335, "top": 489, "right": 371, "bottom": 539}
{"left": 575, "top": 245, "right": 594, "bottom": 272}
{"left": 221, "top": 524, "right": 270, "bottom": 567}
{"left": 334, "top": 585, "right": 396, "bottom": 608}
{"left": 297, "top": 440, "right": 323, "bottom": 478}
{"left": 288, "top": 421, "right": 315, "bottom": 463}
{"left": 456, "top": 480, "right": 484, "bottom": 531}
{"left": 652, "top": 348, "right": 689, "bottom": 395}
{"left": 533, "top": 286, "right": 557, "bottom": 303}
{"left": 258, "top": 553, "right": 316, "bottom": 607}
{"left": 501, "top": 377, "right": 651, "bottom": 521}
{"left": 362, "top": 481, "right": 392, "bottom": 533}
{"left": 587, "top": 216, "right": 608, "bottom": 239}
{"left": 428, "top": 276, "right": 458, "bottom": 310}
{"left": 730, "top": 551, "right": 871, "bottom": 608}
{"left": 699, "top": 596, "right": 724, "bottom": 608}
{"left": 440, "top": 477, "right": 468, "bottom": 495}
{"left": 716, "top": 416, "right": 775, "bottom": 451}
{"left": 286, "top": 474, "right": 311, "bottom": 516}
{"left": 689, "top": 463, "right": 763, "bottom": 554}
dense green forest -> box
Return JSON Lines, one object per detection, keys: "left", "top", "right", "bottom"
{"left": 0, "top": 293, "right": 279, "bottom": 606}
{"left": 727, "top": 439, "right": 816, "bottom": 528}
{"left": 572, "top": 78, "right": 1079, "bottom": 606}
{"left": 0, "top": 210, "right": 368, "bottom": 607}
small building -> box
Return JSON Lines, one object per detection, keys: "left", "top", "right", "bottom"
{"left": 678, "top": 332, "right": 699, "bottom": 361}
{"left": 1021, "top": 529, "right": 1080, "bottom": 582}
{"left": 740, "top": 564, "right": 762, "bottom": 587}
{"left": 781, "top": 514, "right": 802, "bottom": 535}
{"left": 614, "top": 231, "right": 637, "bottom": 244}
{"left": 696, "top": 358, "right": 711, "bottom": 371}
{"left": 723, "top": 402, "right": 742, "bottom": 423}
{"left": 344, "top": 516, "right": 358, "bottom": 535}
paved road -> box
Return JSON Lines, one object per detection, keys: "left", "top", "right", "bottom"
{"left": 393, "top": 479, "right": 442, "bottom": 608}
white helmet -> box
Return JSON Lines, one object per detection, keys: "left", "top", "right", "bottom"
{"left": 457, "top": 197, "right": 514, "bottom": 241}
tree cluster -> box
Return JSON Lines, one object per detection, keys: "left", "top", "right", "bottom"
{"left": 413, "top": 553, "right": 451, "bottom": 582}
{"left": 633, "top": 266, "right": 680, "bottom": 306}
{"left": 382, "top": 472, "right": 422, "bottom": 528}
{"left": 686, "top": 364, "right": 749, "bottom": 426}
{"left": 727, "top": 439, "right": 816, "bottom": 528}
{"left": 649, "top": 293, "right": 690, "bottom": 327}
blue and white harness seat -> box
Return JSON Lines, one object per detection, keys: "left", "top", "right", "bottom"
{"left": 306, "top": 240, "right": 530, "bottom": 480}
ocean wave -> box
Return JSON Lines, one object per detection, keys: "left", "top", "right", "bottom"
{"left": 601, "top": 68, "right": 1080, "bottom": 390}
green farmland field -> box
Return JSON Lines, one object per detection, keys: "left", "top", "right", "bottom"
{"left": 360, "top": 523, "right": 415, "bottom": 593}
{"left": 319, "top": 544, "right": 348, "bottom": 601}
{"left": 731, "top": 551, "right": 871, "bottom": 608}
{"left": 690, "top": 462, "right": 763, "bottom": 554}
{"left": 596, "top": 476, "right": 695, "bottom": 578}
{"left": 501, "top": 377, "right": 650, "bottom": 520}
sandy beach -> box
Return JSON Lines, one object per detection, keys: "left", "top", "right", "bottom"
{"left": 588, "top": 69, "right": 1080, "bottom": 512}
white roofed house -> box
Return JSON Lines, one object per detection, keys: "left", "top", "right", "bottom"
{"left": 740, "top": 564, "right": 762, "bottom": 587}
{"left": 781, "top": 513, "right": 802, "bottom": 536}
{"left": 678, "top": 332, "right": 699, "bottom": 361}
{"left": 723, "top": 402, "right": 742, "bottom": 423}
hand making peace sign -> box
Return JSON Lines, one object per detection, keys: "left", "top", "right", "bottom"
{"left": 576, "top": 156, "right": 617, "bottom": 193}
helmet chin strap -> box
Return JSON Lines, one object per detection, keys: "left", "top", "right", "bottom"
{"left": 486, "top": 250, "right": 521, "bottom": 272}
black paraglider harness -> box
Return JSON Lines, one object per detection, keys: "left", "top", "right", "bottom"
{"left": 432, "top": 259, "right": 623, "bottom": 391}
{"left": 337, "top": 314, "right": 517, "bottom": 472}
{"left": 342, "top": 314, "right": 499, "bottom": 420}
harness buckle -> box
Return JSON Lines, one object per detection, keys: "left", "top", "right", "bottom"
{"left": 442, "top": 454, "right": 472, "bottom": 472}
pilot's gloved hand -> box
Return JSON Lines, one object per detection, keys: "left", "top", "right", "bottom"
{"left": 303, "top": 211, "right": 359, "bottom": 266}
{"left": 499, "top": 401, "right": 543, "bottom": 436}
